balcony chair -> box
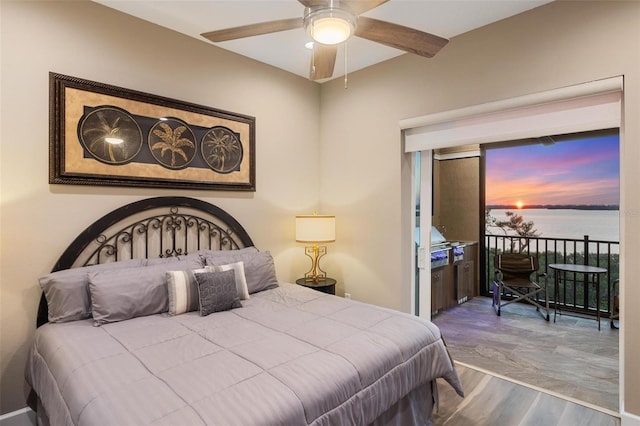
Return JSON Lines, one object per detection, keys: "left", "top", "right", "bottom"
{"left": 492, "top": 253, "right": 550, "bottom": 321}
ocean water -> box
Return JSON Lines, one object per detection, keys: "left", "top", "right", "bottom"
{"left": 487, "top": 209, "right": 620, "bottom": 242}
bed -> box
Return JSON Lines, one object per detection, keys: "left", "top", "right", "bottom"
{"left": 26, "top": 196, "right": 463, "bottom": 426}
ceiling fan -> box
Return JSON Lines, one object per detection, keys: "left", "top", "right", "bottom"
{"left": 201, "top": 0, "right": 449, "bottom": 81}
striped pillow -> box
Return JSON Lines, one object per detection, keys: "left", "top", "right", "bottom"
{"left": 166, "top": 267, "right": 211, "bottom": 316}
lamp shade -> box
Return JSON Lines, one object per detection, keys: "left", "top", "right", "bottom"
{"left": 295, "top": 215, "right": 335, "bottom": 243}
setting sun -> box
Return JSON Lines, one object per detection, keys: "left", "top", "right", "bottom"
{"left": 516, "top": 200, "right": 524, "bottom": 209}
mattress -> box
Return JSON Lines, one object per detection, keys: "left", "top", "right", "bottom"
{"left": 26, "top": 283, "right": 463, "bottom": 425}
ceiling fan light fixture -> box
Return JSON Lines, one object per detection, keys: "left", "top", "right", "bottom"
{"left": 304, "top": 7, "right": 356, "bottom": 45}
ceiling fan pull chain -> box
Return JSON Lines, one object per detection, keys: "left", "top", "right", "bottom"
{"left": 311, "top": 43, "right": 316, "bottom": 79}
{"left": 344, "top": 41, "right": 348, "bottom": 89}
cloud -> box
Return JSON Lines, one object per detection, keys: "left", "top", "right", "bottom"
{"left": 486, "top": 135, "right": 619, "bottom": 205}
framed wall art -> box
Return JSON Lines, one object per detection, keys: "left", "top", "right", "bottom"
{"left": 49, "top": 73, "right": 255, "bottom": 191}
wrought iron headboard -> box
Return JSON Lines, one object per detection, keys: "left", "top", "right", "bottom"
{"left": 37, "top": 196, "right": 254, "bottom": 327}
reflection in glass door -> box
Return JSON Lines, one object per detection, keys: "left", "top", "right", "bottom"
{"left": 413, "top": 150, "right": 433, "bottom": 318}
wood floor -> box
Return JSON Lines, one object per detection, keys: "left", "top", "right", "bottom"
{"left": 432, "top": 364, "right": 620, "bottom": 426}
{"left": 431, "top": 296, "right": 620, "bottom": 424}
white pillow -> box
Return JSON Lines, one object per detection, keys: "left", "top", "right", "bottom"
{"left": 211, "top": 261, "right": 250, "bottom": 300}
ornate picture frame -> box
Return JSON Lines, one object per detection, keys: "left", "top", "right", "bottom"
{"left": 49, "top": 73, "right": 256, "bottom": 191}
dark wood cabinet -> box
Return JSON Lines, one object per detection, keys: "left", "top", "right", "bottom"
{"left": 431, "top": 242, "right": 478, "bottom": 317}
{"left": 455, "top": 260, "right": 474, "bottom": 304}
{"left": 465, "top": 243, "right": 478, "bottom": 297}
{"left": 431, "top": 268, "right": 446, "bottom": 314}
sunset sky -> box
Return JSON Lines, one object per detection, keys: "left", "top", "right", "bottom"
{"left": 485, "top": 134, "right": 619, "bottom": 207}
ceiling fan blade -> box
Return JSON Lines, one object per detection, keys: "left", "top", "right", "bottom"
{"left": 355, "top": 16, "right": 448, "bottom": 58}
{"left": 309, "top": 44, "right": 337, "bottom": 80}
{"left": 201, "top": 18, "right": 302, "bottom": 42}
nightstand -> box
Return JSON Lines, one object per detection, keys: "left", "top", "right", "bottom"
{"left": 296, "top": 277, "right": 336, "bottom": 295}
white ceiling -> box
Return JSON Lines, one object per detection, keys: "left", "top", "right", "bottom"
{"left": 93, "top": 0, "right": 552, "bottom": 82}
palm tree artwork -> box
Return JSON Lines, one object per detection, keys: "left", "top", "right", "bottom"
{"left": 79, "top": 107, "right": 143, "bottom": 164}
{"left": 201, "top": 127, "right": 243, "bottom": 174}
{"left": 149, "top": 119, "right": 196, "bottom": 169}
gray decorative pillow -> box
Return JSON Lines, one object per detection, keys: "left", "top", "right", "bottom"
{"left": 242, "top": 251, "right": 279, "bottom": 294}
{"left": 39, "top": 258, "right": 147, "bottom": 323}
{"left": 194, "top": 270, "right": 242, "bottom": 316}
{"left": 205, "top": 250, "right": 279, "bottom": 295}
{"left": 89, "top": 258, "right": 202, "bottom": 325}
{"left": 198, "top": 246, "right": 259, "bottom": 266}
{"left": 145, "top": 256, "right": 181, "bottom": 266}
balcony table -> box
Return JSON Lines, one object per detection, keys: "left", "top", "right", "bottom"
{"left": 548, "top": 263, "right": 607, "bottom": 330}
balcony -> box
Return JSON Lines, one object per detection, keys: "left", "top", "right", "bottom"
{"left": 483, "top": 234, "right": 619, "bottom": 320}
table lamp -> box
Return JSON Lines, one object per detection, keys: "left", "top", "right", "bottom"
{"left": 295, "top": 213, "right": 335, "bottom": 281}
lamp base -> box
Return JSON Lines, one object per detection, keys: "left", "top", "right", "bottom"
{"left": 303, "top": 245, "right": 327, "bottom": 281}
{"left": 302, "top": 275, "right": 328, "bottom": 283}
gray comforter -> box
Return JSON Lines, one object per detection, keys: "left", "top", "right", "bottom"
{"left": 26, "top": 283, "right": 463, "bottom": 425}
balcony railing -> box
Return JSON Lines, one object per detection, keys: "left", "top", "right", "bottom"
{"left": 483, "top": 234, "right": 619, "bottom": 319}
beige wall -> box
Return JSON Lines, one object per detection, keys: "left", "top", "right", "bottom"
{"left": 3, "top": 0, "right": 640, "bottom": 420}
{"left": 320, "top": 0, "right": 640, "bottom": 418}
{"left": 0, "top": 0, "right": 321, "bottom": 414}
